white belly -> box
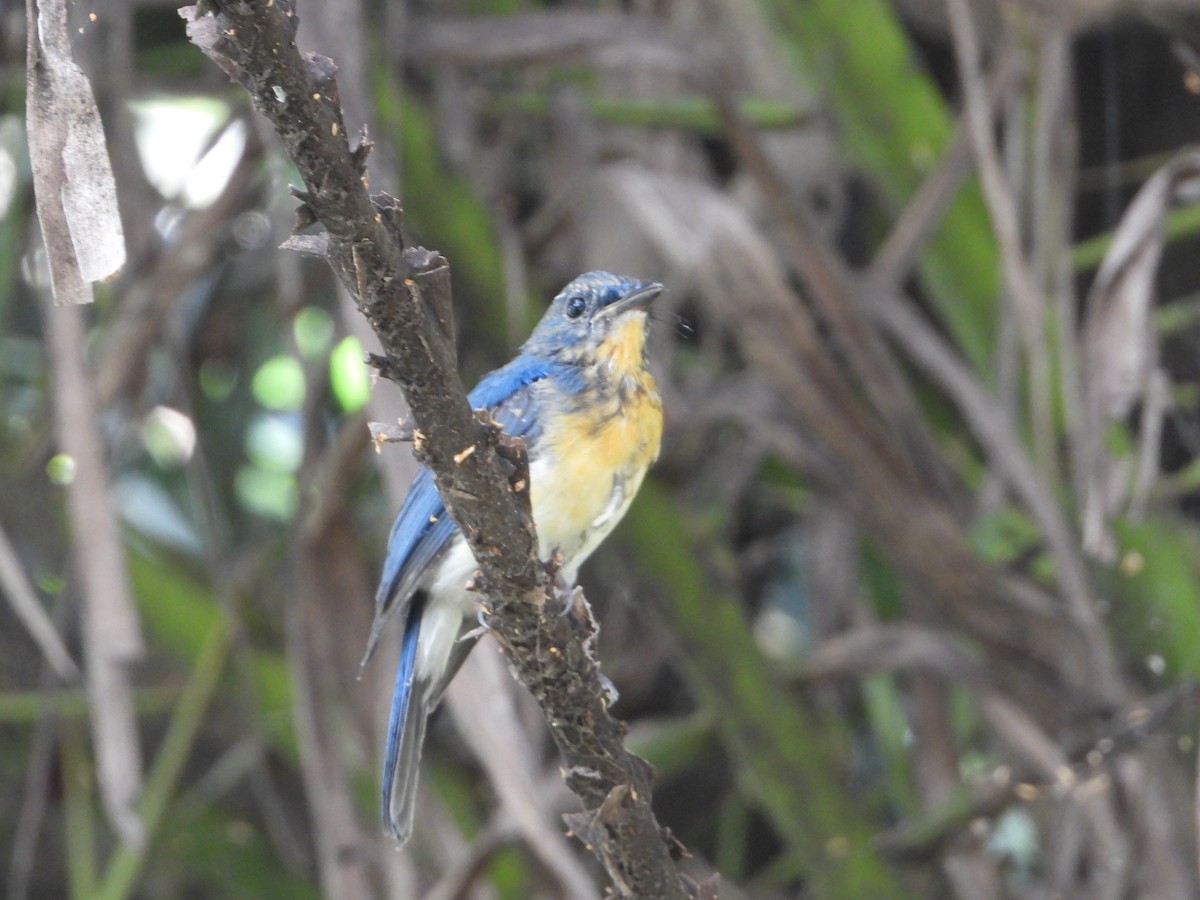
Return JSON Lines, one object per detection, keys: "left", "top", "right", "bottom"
{"left": 529, "top": 455, "right": 646, "bottom": 581}
{"left": 415, "top": 538, "right": 478, "bottom": 682}
{"left": 414, "top": 395, "right": 657, "bottom": 684}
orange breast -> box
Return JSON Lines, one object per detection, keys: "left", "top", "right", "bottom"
{"left": 529, "top": 329, "right": 662, "bottom": 571}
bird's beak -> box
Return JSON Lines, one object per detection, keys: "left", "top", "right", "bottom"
{"left": 599, "top": 281, "right": 664, "bottom": 318}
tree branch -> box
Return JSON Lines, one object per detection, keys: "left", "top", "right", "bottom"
{"left": 179, "top": 1, "right": 692, "bottom": 895}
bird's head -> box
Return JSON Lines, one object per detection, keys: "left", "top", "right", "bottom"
{"left": 522, "top": 271, "right": 663, "bottom": 371}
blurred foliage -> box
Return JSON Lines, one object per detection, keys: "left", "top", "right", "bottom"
{"left": 764, "top": 0, "right": 1001, "bottom": 368}
{"left": 5, "top": 0, "right": 1200, "bottom": 898}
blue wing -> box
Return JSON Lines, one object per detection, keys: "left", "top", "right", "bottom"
{"left": 467, "top": 352, "right": 555, "bottom": 411}
{"left": 361, "top": 352, "right": 557, "bottom": 669}
{"left": 371, "top": 352, "right": 560, "bottom": 838}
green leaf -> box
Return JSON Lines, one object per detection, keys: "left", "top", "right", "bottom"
{"left": 374, "top": 85, "right": 512, "bottom": 348}
{"left": 862, "top": 674, "right": 918, "bottom": 815}
{"left": 62, "top": 721, "right": 97, "bottom": 900}
{"left": 1110, "top": 517, "right": 1200, "bottom": 680}
{"left": 96, "top": 617, "right": 232, "bottom": 900}
{"left": 625, "top": 712, "right": 716, "bottom": 783}
{"left": 495, "top": 92, "right": 810, "bottom": 133}
{"left": 759, "top": 0, "right": 998, "bottom": 369}
{"left": 969, "top": 507, "right": 1040, "bottom": 565}
{"left": 128, "top": 550, "right": 296, "bottom": 757}
{"left": 624, "top": 483, "right": 912, "bottom": 898}
{"left": 251, "top": 355, "right": 305, "bottom": 411}
{"left": 154, "top": 807, "right": 319, "bottom": 900}
{"left": 235, "top": 465, "right": 296, "bottom": 521}
{"left": 47, "top": 452, "right": 76, "bottom": 484}
{"left": 198, "top": 360, "right": 238, "bottom": 402}
{"left": 329, "top": 335, "right": 370, "bottom": 413}
{"left": 292, "top": 306, "right": 334, "bottom": 359}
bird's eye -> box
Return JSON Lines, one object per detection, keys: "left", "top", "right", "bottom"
{"left": 565, "top": 296, "right": 587, "bottom": 319}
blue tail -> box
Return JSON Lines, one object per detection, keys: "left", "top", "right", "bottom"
{"left": 381, "top": 612, "right": 426, "bottom": 841}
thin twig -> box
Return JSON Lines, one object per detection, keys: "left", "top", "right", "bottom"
{"left": 868, "top": 55, "right": 1014, "bottom": 289}
{"left": 868, "top": 287, "right": 1125, "bottom": 702}
{"left": 42, "top": 299, "right": 145, "bottom": 847}
{"left": 907, "top": 660, "right": 1005, "bottom": 899}
{"left": 1030, "top": 21, "right": 1088, "bottom": 507}
{"left": 0, "top": 519, "right": 78, "bottom": 681}
{"left": 609, "top": 163, "right": 1096, "bottom": 687}
{"left": 709, "top": 87, "right": 939, "bottom": 489}
{"left": 946, "top": 0, "right": 1055, "bottom": 478}
{"left": 869, "top": 124, "right": 974, "bottom": 290}
{"left": 422, "top": 824, "right": 516, "bottom": 900}
{"left": 94, "top": 617, "right": 230, "bottom": 900}
{"left": 286, "top": 573, "right": 376, "bottom": 899}
{"left": 94, "top": 120, "right": 264, "bottom": 409}
{"left": 5, "top": 593, "right": 73, "bottom": 900}
{"left": 291, "top": 375, "right": 388, "bottom": 898}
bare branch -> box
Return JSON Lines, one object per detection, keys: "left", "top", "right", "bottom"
{"left": 0, "top": 519, "right": 78, "bottom": 681}
{"left": 868, "top": 56, "right": 1013, "bottom": 289}
{"left": 447, "top": 649, "right": 600, "bottom": 899}
{"left": 42, "top": 300, "right": 145, "bottom": 847}
{"left": 945, "top": 0, "right": 1055, "bottom": 476}
{"left": 179, "top": 2, "right": 691, "bottom": 894}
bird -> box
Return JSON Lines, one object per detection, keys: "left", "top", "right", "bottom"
{"left": 361, "top": 270, "right": 665, "bottom": 843}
